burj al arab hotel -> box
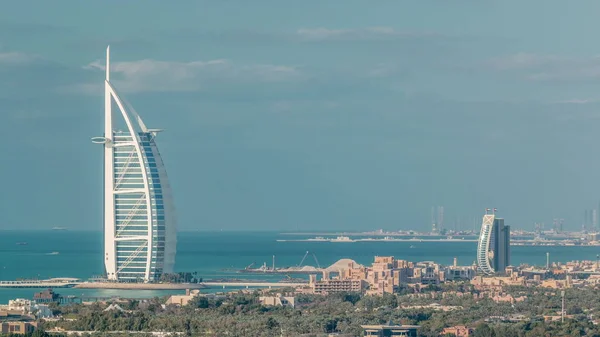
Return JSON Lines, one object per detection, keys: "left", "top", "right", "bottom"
{"left": 93, "top": 47, "right": 176, "bottom": 282}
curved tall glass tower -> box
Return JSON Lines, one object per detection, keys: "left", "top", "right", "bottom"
{"left": 94, "top": 47, "right": 177, "bottom": 282}
{"left": 476, "top": 210, "right": 510, "bottom": 275}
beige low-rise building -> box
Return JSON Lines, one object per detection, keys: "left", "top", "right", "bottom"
{"left": 313, "top": 278, "right": 366, "bottom": 294}
{"left": 471, "top": 275, "right": 526, "bottom": 289}
{"left": 440, "top": 325, "right": 473, "bottom": 337}
{"left": 165, "top": 289, "right": 201, "bottom": 306}
{"left": 0, "top": 321, "right": 37, "bottom": 335}
{"left": 259, "top": 294, "right": 295, "bottom": 308}
{"left": 361, "top": 323, "right": 420, "bottom": 337}
{"left": 491, "top": 293, "right": 527, "bottom": 304}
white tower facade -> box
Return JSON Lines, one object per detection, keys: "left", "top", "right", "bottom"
{"left": 476, "top": 213, "right": 496, "bottom": 275}
{"left": 476, "top": 209, "right": 510, "bottom": 275}
{"left": 93, "top": 47, "right": 177, "bottom": 282}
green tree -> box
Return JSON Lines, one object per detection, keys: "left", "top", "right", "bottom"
{"left": 473, "top": 323, "right": 494, "bottom": 337}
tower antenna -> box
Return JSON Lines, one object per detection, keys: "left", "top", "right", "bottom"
{"left": 106, "top": 45, "right": 110, "bottom": 82}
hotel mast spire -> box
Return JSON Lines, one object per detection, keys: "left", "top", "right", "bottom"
{"left": 106, "top": 45, "right": 110, "bottom": 82}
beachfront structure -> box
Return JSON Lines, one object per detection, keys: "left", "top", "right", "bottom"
{"left": 93, "top": 46, "right": 176, "bottom": 282}
{"left": 477, "top": 209, "right": 510, "bottom": 275}
{"left": 361, "top": 323, "right": 420, "bottom": 337}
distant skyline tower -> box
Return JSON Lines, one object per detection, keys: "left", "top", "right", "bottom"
{"left": 593, "top": 210, "right": 598, "bottom": 232}
{"left": 559, "top": 219, "right": 564, "bottom": 233}
{"left": 595, "top": 202, "right": 600, "bottom": 232}
{"left": 437, "top": 206, "right": 444, "bottom": 232}
{"left": 430, "top": 205, "right": 445, "bottom": 233}
{"left": 93, "top": 46, "right": 177, "bottom": 282}
{"left": 430, "top": 206, "right": 437, "bottom": 233}
{"left": 476, "top": 208, "right": 510, "bottom": 275}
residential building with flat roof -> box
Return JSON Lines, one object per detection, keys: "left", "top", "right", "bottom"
{"left": 312, "top": 275, "right": 365, "bottom": 294}
{"left": 0, "top": 322, "right": 37, "bottom": 335}
{"left": 361, "top": 323, "right": 420, "bottom": 337}
{"left": 259, "top": 294, "right": 295, "bottom": 308}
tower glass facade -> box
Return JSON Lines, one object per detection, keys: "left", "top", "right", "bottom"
{"left": 477, "top": 212, "right": 510, "bottom": 275}
{"left": 95, "top": 47, "right": 176, "bottom": 282}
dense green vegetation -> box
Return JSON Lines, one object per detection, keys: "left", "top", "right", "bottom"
{"left": 158, "top": 272, "right": 201, "bottom": 284}
{"left": 1, "top": 330, "right": 56, "bottom": 337}
{"left": 35, "top": 284, "right": 600, "bottom": 336}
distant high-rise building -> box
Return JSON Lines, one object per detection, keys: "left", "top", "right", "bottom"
{"left": 430, "top": 207, "right": 437, "bottom": 233}
{"left": 437, "top": 206, "right": 444, "bottom": 232}
{"left": 598, "top": 201, "right": 600, "bottom": 230}
{"left": 476, "top": 209, "right": 510, "bottom": 275}
{"left": 430, "top": 206, "right": 445, "bottom": 233}
{"left": 585, "top": 209, "right": 595, "bottom": 231}
{"left": 94, "top": 47, "right": 177, "bottom": 282}
{"left": 593, "top": 210, "right": 598, "bottom": 232}
{"left": 559, "top": 219, "right": 564, "bottom": 233}
{"left": 552, "top": 218, "right": 565, "bottom": 233}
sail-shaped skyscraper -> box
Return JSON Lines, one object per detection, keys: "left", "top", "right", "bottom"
{"left": 93, "top": 47, "right": 177, "bottom": 282}
{"left": 476, "top": 209, "right": 510, "bottom": 275}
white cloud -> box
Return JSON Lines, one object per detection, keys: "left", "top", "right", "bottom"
{"left": 0, "top": 52, "right": 39, "bottom": 65}
{"left": 10, "top": 109, "right": 49, "bottom": 120}
{"left": 552, "top": 99, "right": 595, "bottom": 104}
{"left": 296, "top": 27, "right": 436, "bottom": 41}
{"left": 527, "top": 64, "right": 600, "bottom": 81}
{"left": 367, "top": 63, "right": 400, "bottom": 78}
{"left": 80, "top": 58, "right": 304, "bottom": 93}
{"left": 488, "top": 53, "right": 600, "bottom": 81}
{"left": 487, "top": 53, "right": 561, "bottom": 70}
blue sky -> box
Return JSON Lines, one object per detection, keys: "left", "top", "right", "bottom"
{"left": 3, "top": 1, "right": 600, "bottom": 231}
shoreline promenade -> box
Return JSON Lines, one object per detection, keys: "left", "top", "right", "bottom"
{"left": 0, "top": 279, "right": 306, "bottom": 290}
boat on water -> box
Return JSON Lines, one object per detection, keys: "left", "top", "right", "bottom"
{"left": 330, "top": 236, "right": 354, "bottom": 242}
{"left": 409, "top": 245, "right": 416, "bottom": 248}
{"left": 15, "top": 242, "right": 28, "bottom": 246}
{"left": 52, "top": 227, "right": 67, "bottom": 231}
{"left": 306, "top": 236, "right": 327, "bottom": 241}
{"left": 46, "top": 252, "right": 59, "bottom": 255}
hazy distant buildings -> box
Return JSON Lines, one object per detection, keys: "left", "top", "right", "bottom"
{"left": 477, "top": 209, "right": 510, "bottom": 275}
{"left": 582, "top": 208, "right": 600, "bottom": 232}
{"left": 431, "top": 206, "right": 444, "bottom": 233}
{"left": 551, "top": 218, "right": 565, "bottom": 234}
{"left": 94, "top": 47, "right": 177, "bottom": 282}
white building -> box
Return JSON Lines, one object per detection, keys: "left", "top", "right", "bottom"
{"left": 94, "top": 47, "right": 177, "bottom": 282}
{"left": 477, "top": 209, "right": 510, "bottom": 275}
{"left": 1, "top": 299, "right": 52, "bottom": 318}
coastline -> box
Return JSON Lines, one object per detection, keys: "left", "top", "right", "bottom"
{"left": 74, "top": 282, "right": 206, "bottom": 290}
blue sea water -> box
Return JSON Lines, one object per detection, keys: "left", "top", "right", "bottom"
{"left": 1, "top": 230, "right": 599, "bottom": 303}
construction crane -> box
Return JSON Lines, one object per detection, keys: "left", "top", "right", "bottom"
{"left": 298, "top": 251, "right": 321, "bottom": 268}
{"left": 312, "top": 253, "right": 321, "bottom": 268}
{"left": 298, "top": 251, "right": 310, "bottom": 267}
